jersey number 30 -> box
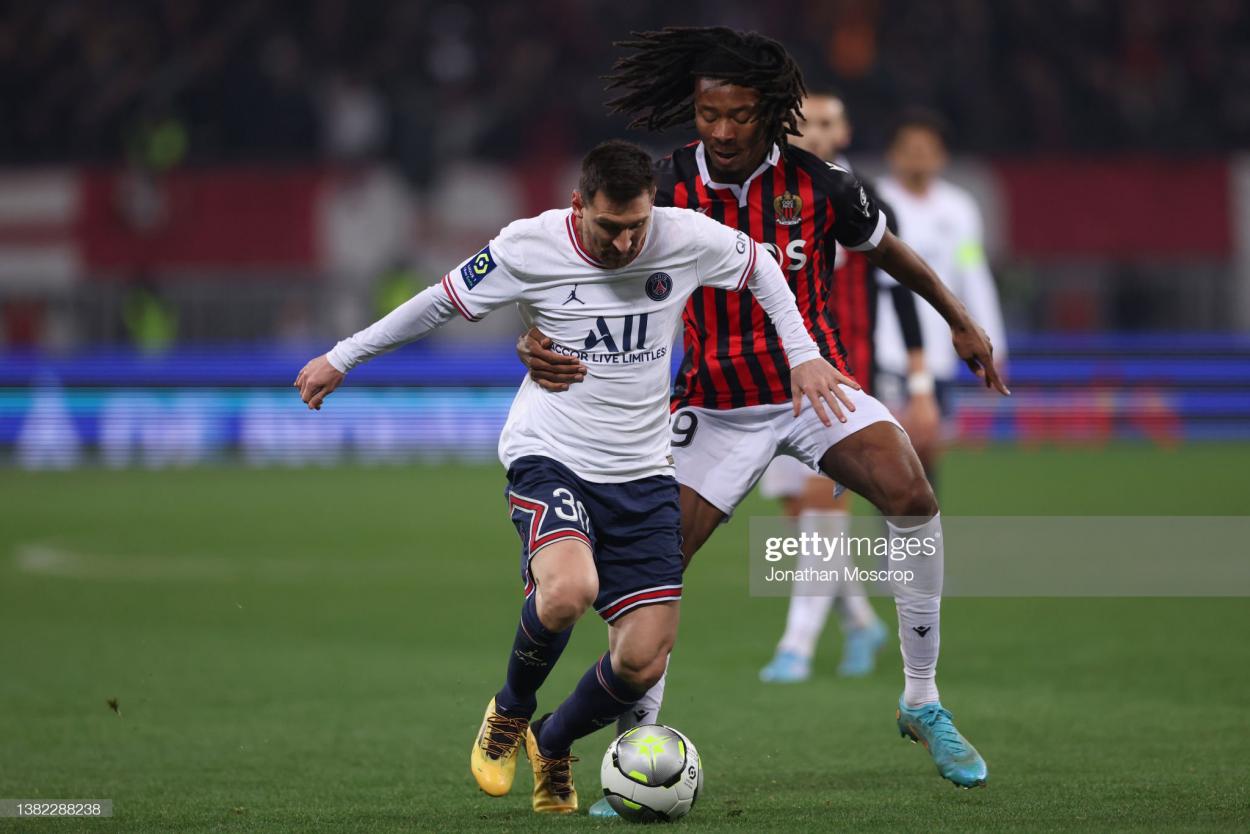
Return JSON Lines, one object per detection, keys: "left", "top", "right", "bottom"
{"left": 552, "top": 488, "right": 591, "bottom": 532}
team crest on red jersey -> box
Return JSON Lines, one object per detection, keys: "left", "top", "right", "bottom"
{"left": 773, "top": 191, "right": 803, "bottom": 226}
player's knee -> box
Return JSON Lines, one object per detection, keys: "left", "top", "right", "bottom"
{"left": 613, "top": 648, "right": 668, "bottom": 692}
{"left": 536, "top": 575, "right": 597, "bottom": 630}
{"left": 613, "top": 632, "right": 672, "bottom": 691}
{"left": 886, "top": 475, "right": 938, "bottom": 519}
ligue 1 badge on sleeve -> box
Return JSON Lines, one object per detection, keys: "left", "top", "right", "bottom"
{"left": 646, "top": 272, "right": 673, "bottom": 301}
{"left": 773, "top": 191, "right": 803, "bottom": 226}
{"left": 460, "top": 245, "right": 497, "bottom": 290}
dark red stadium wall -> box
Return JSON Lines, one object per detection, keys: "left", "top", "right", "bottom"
{"left": 0, "top": 158, "right": 1237, "bottom": 280}
{"left": 76, "top": 168, "right": 324, "bottom": 273}
{"left": 994, "top": 158, "right": 1231, "bottom": 259}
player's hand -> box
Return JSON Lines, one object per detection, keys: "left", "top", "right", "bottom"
{"left": 293, "top": 355, "right": 345, "bottom": 411}
{"left": 517, "top": 327, "right": 586, "bottom": 392}
{"left": 952, "top": 323, "right": 1010, "bottom": 396}
{"left": 790, "top": 358, "right": 860, "bottom": 427}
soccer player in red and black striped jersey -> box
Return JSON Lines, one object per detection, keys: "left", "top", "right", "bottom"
{"left": 757, "top": 90, "right": 936, "bottom": 687}
{"left": 519, "top": 27, "right": 1007, "bottom": 796}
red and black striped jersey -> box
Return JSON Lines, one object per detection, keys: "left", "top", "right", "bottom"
{"left": 829, "top": 179, "right": 907, "bottom": 397}
{"left": 830, "top": 247, "right": 875, "bottom": 395}
{"left": 657, "top": 141, "right": 887, "bottom": 411}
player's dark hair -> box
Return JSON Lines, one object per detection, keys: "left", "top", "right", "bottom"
{"left": 604, "top": 27, "right": 807, "bottom": 147}
{"left": 578, "top": 139, "right": 656, "bottom": 204}
{"left": 888, "top": 107, "right": 950, "bottom": 147}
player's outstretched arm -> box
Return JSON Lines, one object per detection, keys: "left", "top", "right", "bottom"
{"left": 517, "top": 327, "right": 586, "bottom": 392}
{"left": 293, "top": 282, "right": 461, "bottom": 410}
{"left": 866, "top": 230, "right": 1009, "bottom": 396}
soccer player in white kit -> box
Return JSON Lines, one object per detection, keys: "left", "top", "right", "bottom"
{"left": 293, "top": 141, "right": 855, "bottom": 815}
{"left": 875, "top": 110, "right": 1008, "bottom": 487}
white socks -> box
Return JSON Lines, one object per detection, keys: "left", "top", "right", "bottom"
{"left": 777, "top": 510, "right": 850, "bottom": 658}
{"left": 889, "top": 512, "right": 944, "bottom": 707}
{"left": 835, "top": 587, "right": 880, "bottom": 632}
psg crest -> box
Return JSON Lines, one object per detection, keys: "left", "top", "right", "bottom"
{"left": 645, "top": 272, "right": 673, "bottom": 301}
{"left": 773, "top": 191, "right": 803, "bottom": 226}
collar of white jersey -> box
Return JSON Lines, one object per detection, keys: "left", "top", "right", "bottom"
{"left": 695, "top": 142, "right": 782, "bottom": 207}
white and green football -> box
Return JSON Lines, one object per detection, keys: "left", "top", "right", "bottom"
{"left": 600, "top": 723, "right": 702, "bottom": 822}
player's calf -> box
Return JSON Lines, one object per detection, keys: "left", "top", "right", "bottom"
{"left": 527, "top": 652, "right": 648, "bottom": 814}
{"left": 529, "top": 602, "right": 678, "bottom": 813}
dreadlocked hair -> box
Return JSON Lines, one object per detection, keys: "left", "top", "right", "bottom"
{"left": 604, "top": 27, "right": 807, "bottom": 148}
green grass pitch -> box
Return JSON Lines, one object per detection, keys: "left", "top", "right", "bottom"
{"left": 1, "top": 444, "right": 1248, "bottom": 832}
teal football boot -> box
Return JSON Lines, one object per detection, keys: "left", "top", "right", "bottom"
{"left": 837, "top": 620, "right": 887, "bottom": 677}
{"left": 759, "top": 649, "right": 812, "bottom": 683}
{"left": 896, "top": 696, "right": 988, "bottom": 788}
{"left": 588, "top": 797, "right": 619, "bottom": 818}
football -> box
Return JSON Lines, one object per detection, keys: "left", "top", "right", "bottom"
{"left": 600, "top": 724, "right": 702, "bottom": 822}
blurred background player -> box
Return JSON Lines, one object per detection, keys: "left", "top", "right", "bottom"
{"left": 757, "top": 91, "right": 937, "bottom": 684}
{"left": 875, "top": 110, "right": 1008, "bottom": 488}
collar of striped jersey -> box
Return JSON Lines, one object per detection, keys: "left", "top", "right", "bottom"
{"left": 695, "top": 142, "right": 782, "bottom": 208}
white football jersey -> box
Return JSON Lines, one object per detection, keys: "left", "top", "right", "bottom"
{"left": 443, "top": 206, "right": 781, "bottom": 483}
{"left": 874, "top": 178, "right": 1007, "bottom": 380}
{"left": 326, "top": 205, "right": 819, "bottom": 483}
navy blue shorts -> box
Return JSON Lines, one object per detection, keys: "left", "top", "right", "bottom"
{"left": 504, "top": 455, "right": 683, "bottom": 623}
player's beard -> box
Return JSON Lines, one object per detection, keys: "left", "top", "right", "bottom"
{"left": 599, "top": 243, "right": 640, "bottom": 268}
{"left": 590, "top": 228, "right": 647, "bottom": 269}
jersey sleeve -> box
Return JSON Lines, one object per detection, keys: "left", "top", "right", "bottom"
{"left": 744, "top": 255, "right": 821, "bottom": 368}
{"left": 691, "top": 211, "right": 759, "bottom": 293}
{"left": 326, "top": 283, "right": 458, "bottom": 372}
{"left": 822, "top": 162, "right": 887, "bottom": 252}
{"left": 439, "top": 228, "right": 527, "bottom": 322}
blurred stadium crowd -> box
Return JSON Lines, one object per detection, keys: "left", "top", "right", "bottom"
{"left": 2, "top": 0, "right": 1249, "bottom": 465}
{"left": 2, "top": 0, "right": 1248, "bottom": 179}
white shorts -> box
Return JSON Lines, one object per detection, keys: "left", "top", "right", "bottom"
{"left": 671, "top": 388, "right": 901, "bottom": 517}
{"left": 759, "top": 454, "right": 827, "bottom": 500}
